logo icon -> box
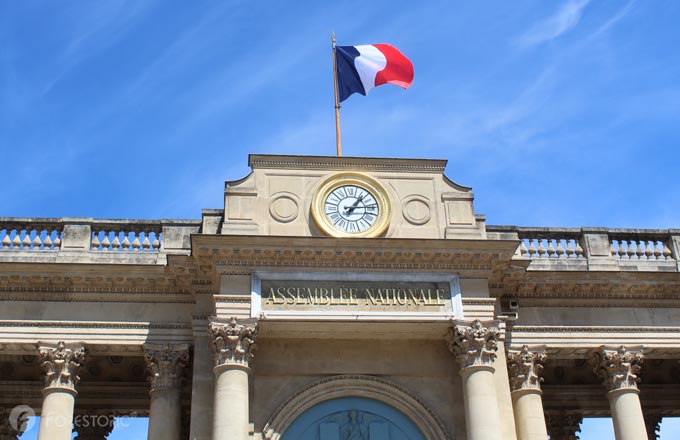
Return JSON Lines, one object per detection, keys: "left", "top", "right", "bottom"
{"left": 9, "top": 405, "right": 36, "bottom": 433}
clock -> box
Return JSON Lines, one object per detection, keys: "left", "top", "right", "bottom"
{"left": 311, "top": 173, "right": 391, "bottom": 238}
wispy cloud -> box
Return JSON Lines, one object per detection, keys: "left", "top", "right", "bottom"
{"left": 516, "top": 0, "right": 591, "bottom": 47}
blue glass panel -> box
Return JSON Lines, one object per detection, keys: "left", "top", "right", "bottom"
{"left": 282, "top": 396, "right": 425, "bottom": 440}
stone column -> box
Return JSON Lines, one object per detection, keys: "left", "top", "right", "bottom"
{"left": 591, "top": 346, "right": 648, "bottom": 440}
{"left": 448, "top": 320, "right": 503, "bottom": 440}
{"left": 73, "top": 413, "right": 115, "bottom": 439}
{"left": 644, "top": 414, "right": 662, "bottom": 440}
{"left": 209, "top": 317, "right": 258, "bottom": 440}
{"left": 507, "top": 346, "right": 548, "bottom": 440}
{"left": 545, "top": 413, "right": 581, "bottom": 440}
{"left": 144, "top": 343, "right": 190, "bottom": 440}
{"left": 36, "top": 341, "right": 87, "bottom": 440}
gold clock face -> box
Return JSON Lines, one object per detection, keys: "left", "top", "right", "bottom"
{"left": 311, "top": 173, "right": 391, "bottom": 238}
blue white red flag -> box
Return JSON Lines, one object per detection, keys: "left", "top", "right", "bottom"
{"left": 335, "top": 44, "right": 414, "bottom": 102}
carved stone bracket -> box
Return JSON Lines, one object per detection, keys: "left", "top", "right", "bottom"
{"left": 209, "top": 317, "right": 258, "bottom": 369}
{"left": 143, "top": 343, "right": 191, "bottom": 391}
{"left": 507, "top": 345, "right": 547, "bottom": 392}
{"left": 591, "top": 346, "right": 644, "bottom": 392}
{"left": 37, "top": 341, "right": 87, "bottom": 393}
{"left": 545, "top": 413, "right": 582, "bottom": 440}
{"left": 448, "top": 319, "right": 499, "bottom": 370}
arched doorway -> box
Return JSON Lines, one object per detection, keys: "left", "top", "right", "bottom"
{"left": 281, "top": 396, "right": 426, "bottom": 440}
{"left": 263, "top": 375, "right": 451, "bottom": 440}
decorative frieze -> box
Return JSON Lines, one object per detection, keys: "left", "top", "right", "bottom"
{"left": 507, "top": 345, "right": 546, "bottom": 392}
{"left": 37, "top": 341, "right": 87, "bottom": 392}
{"left": 209, "top": 317, "right": 258, "bottom": 368}
{"left": 144, "top": 343, "right": 191, "bottom": 390}
{"left": 591, "top": 346, "right": 644, "bottom": 392}
{"left": 448, "top": 320, "right": 499, "bottom": 370}
{"left": 545, "top": 413, "right": 581, "bottom": 440}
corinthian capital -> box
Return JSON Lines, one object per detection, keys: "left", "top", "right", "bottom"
{"left": 448, "top": 320, "right": 499, "bottom": 370}
{"left": 144, "top": 343, "right": 190, "bottom": 390}
{"left": 591, "top": 346, "right": 644, "bottom": 392}
{"left": 209, "top": 317, "right": 258, "bottom": 369}
{"left": 508, "top": 345, "right": 547, "bottom": 392}
{"left": 37, "top": 341, "right": 87, "bottom": 393}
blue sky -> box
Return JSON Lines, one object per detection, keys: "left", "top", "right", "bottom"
{"left": 2, "top": 0, "right": 679, "bottom": 229}
{"left": 3, "top": 1, "right": 680, "bottom": 439}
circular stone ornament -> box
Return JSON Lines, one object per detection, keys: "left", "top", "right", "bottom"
{"left": 311, "top": 173, "right": 391, "bottom": 238}
{"left": 269, "top": 193, "right": 299, "bottom": 223}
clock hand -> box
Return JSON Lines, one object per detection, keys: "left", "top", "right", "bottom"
{"left": 344, "top": 195, "right": 365, "bottom": 214}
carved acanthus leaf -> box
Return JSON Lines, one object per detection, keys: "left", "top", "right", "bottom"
{"left": 209, "top": 317, "right": 258, "bottom": 368}
{"left": 144, "top": 343, "right": 190, "bottom": 390}
{"left": 448, "top": 320, "right": 499, "bottom": 370}
{"left": 37, "top": 341, "right": 87, "bottom": 391}
{"left": 591, "top": 346, "right": 644, "bottom": 392}
{"left": 507, "top": 345, "right": 546, "bottom": 392}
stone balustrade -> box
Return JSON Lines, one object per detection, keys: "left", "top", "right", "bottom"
{"left": 0, "top": 219, "right": 64, "bottom": 250}
{"left": 0, "top": 218, "right": 200, "bottom": 262}
{"left": 487, "top": 226, "right": 679, "bottom": 271}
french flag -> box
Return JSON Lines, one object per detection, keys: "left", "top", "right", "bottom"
{"left": 335, "top": 44, "right": 414, "bottom": 102}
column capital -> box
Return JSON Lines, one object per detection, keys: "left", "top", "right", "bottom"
{"left": 591, "top": 345, "right": 644, "bottom": 392}
{"left": 37, "top": 341, "right": 87, "bottom": 394}
{"left": 144, "top": 343, "right": 191, "bottom": 391}
{"left": 545, "top": 413, "right": 582, "bottom": 440}
{"left": 209, "top": 317, "right": 258, "bottom": 369}
{"left": 507, "top": 345, "right": 547, "bottom": 393}
{"left": 447, "top": 320, "right": 499, "bottom": 371}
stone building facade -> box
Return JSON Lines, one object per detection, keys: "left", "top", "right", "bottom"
{"left": 1, "top": 154, "right": 679, "bottom": 440}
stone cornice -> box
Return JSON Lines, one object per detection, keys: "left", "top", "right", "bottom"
{"left": 248, "top": 154, "right": 449, "bottom": 174}
{"left": 192, "top": 235, "right": 518, "bottom": 275}
{"left": 0, "top": 262, "right": 190, "bottom": 295}
{"left": 492, "top": 269, "right": 680, "bottom": 302}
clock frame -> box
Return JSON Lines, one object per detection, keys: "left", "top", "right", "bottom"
{"left": 311, "top": 172, "right": 391, "bottom": 238}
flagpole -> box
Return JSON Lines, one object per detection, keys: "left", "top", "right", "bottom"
{"left": 332, "top": 33, "right": 342, "bottom": 156}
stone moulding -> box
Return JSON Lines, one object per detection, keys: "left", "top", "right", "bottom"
{"left": 262, "top": 374, "right": 451, "bottom": 440}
